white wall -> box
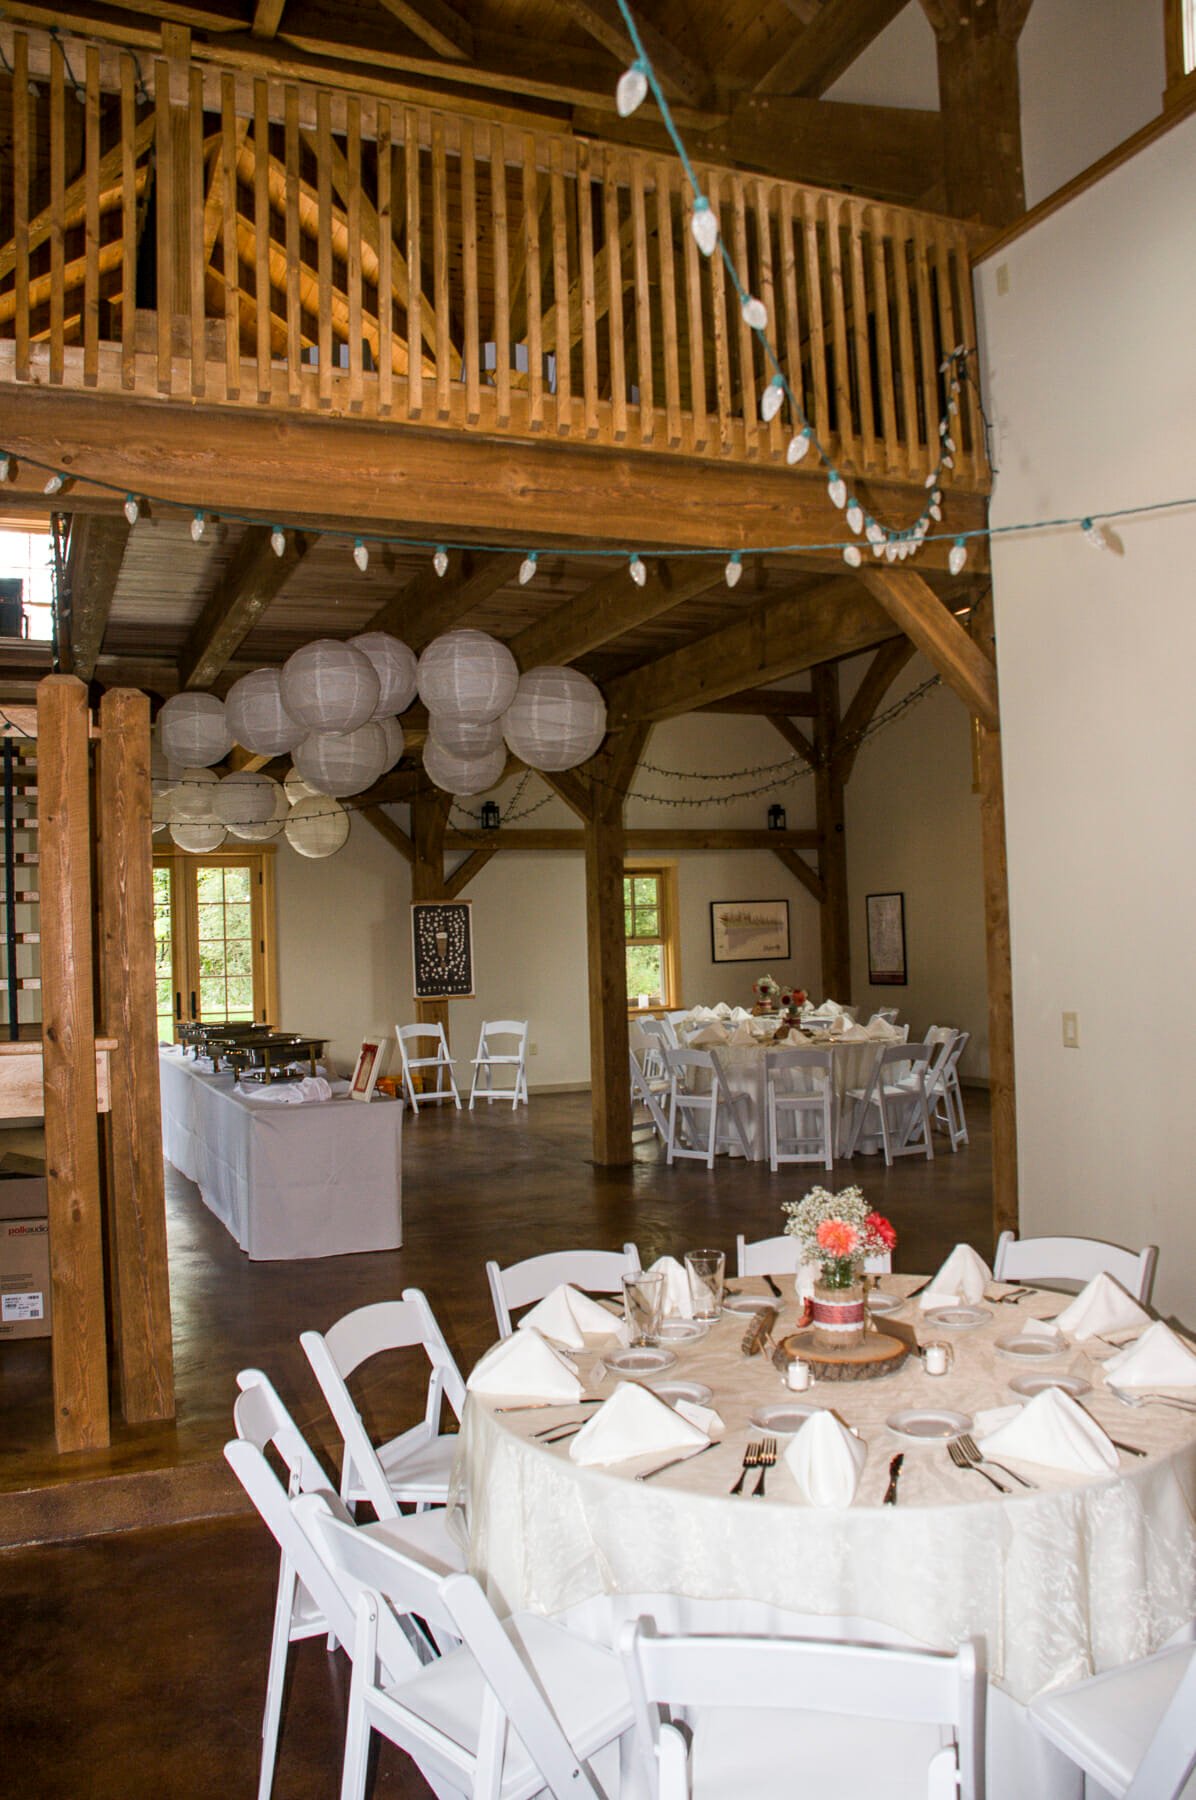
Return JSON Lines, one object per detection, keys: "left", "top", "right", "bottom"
{"left": 975, "top": 111, "right": 1196, "bottom": 1324}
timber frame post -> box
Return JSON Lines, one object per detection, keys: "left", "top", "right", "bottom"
{"left": 811, "top": 664, "right": 851, "bottom": 1002}
{"left": 411, "top": 789, "right": 451, "bottom": 1046}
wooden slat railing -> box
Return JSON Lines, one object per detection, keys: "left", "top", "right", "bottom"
{"left": 0, "top": 24, "right": 988, "bottom": 493}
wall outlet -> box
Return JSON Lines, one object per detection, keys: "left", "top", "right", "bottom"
{"left": 528, "top": 1042, "right": 538, "bottom": 1055}
{"left": 1062, "top": 1012, "right": 1079, "bottom": 1049}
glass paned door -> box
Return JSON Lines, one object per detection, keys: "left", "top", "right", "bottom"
{"left": 195, "top": 863, "right": 256, "bottom": 1022}
{"left": 154, "top": 850, "right": 275, "bottom": 1039}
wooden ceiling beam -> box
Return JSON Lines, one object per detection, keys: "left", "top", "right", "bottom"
{"left": 769, "top": 714, "right": 818, "bottom": 769}
{"left": 179, "top": 526, "right": 313, "bottom": 691}
{"left": 508, "top": 559, "right": 725, "bottom": 670}
{"left": 363, "top": 550, "right": 523, "bottom": 649}
{"left": 605, "top": 580, "right": 899, "bottom": 724}
{"left": 376, "top": 0, "right": 474, "bottom": 63}
{"left": 695, "top": 96, "right": 942, "bottom": 206}
{"left": 96, "top": 0, "right": 251, "bottom": 31}
{"left": 554, "top": 0, "right": 712, "bottom": 108}
{"left": 855, "top": 566, "right": 998, "bottom": 727}
{"left": 754, "top": 0, "right": 909, "bottom": 96}
{"left": 251, "top": 0, "right": 287, "bottom": 38}
{"left": 835, "top": 636, "right": 917, "bottom": 780}
{"left": 62, "top": 514, "right": 131, "bottom": 683}
{"left": 442, "top": 826, "right": 820, "bottom": 850}
{"left": 696, "top": 688, "right": 816, "bottom": 717}
{"left": 771, "top": 843, "right": 825, "bottom": 905}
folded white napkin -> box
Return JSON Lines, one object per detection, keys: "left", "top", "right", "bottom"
{"left": 866, "top": 1018, "right": 905, "bottom": 1042}
{"left": 517, "top": 1283, "right": 620, "bottom": 1350}
{"left": 784, "top": 1410, "right": 867, "bottom": 1507}
{"left": 688, "top": 1024, "right": 729, "bottom": 1046}
{"left": 838, "top": 1021, "right": 870, "bottom": 1041}
{"left": 978, "top": 1386, "right": 1117, "bottom": 1475}
{"left": 1054, "top": 1272, "right": 1151, "bottom": 1344}
{"left": 467, "top": 1327, "right": 582, "bottom": 1401}
{"left": 1103, "top": 1321, "right": 1196, "bottom": 1389}
{"left": 819, "top": 999, "right": 846, "bottom": 1017}
{"left": 728, "top": 1022, "right": 756, "bottom": 1045}
{"left": 1019, "top": 1317, "right": 1063, "bottom": 1343}
{"left": 713, "top": 1002, "right": 733, "bottom": 1020}
{"left": 238, "top": 1075, "right": 334, "bottom": 1104}
{"left": 730, "top": 1006, "right": 752, "bottom": 1024}
{"left": 974, "top": 1404, "right": 1022, "bottom": 1436}
{"left": 919, "top": 1243, "right": 992, "bottom": 1310}
{"left": 569, "top": 1381, "right": 712, "bottom": 1466}
{"left": 689, "top": 1006, "right": 718, "bottom": 1024}
{"left": 648, "top": 1255, "right": 694, "bottom": 1319}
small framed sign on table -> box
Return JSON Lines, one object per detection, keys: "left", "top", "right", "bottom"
{"left": 350, "top": 1038, "right": 384, "bottom": 1102}
{"left": 866, "top": 892, "right": 907, "bottom": 986}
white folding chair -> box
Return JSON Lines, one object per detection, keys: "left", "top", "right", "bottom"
{"left": 486, "top": 1244, "right": 641, "bottom": 1338}
{"left": 469, "top": 1018, "right": 529, "bottom": 1109}
{"left": 664, "top": 1011, "right": 693, "bottom": 1042}
{"left": 764, "top": 1045, "right": 835, "bottom": 1172}
{"left": 630, "top": 1047, "right": 670, "bottom": 1145}
{"left": 736, "top": 1234, "right": 891, "bottom": 1281}
{"left": 295, "top": 1492, "right": 632, "bottom": 1800}
{"left": 396, "top": 1022, "right": 461, "bottom": 1112}
{"left": 636, "top": 1016, "right": 676, "bottom": 1081}
{"left": 663, "top": 1046, "right": 753, "bottom": 1167}
{"left": 622, "top": 1617, "right": 985, "bottom": 1800}
{"left": 934, "top": 1029, "right": 971, "bottom": 1149}
{"left": 300, "top": 1290, "right": 466, "bottom": 1518}
{"left": 993, "top": 1231, "right": 1158, "bottom": 1304}
{"left": 1030, "top": 1639, "right": 1196, "bottom": 1800}
{"left": 843, "top": 1042, "right": 935, "bottom": 1165}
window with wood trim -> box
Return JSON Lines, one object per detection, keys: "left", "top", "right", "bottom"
{"left": 624, "top": 864, "right": 680, "bottom": 1011}
{"left": 1165, "top": 0, "right": 1196, "bottom": 88}
{"left": 153, "top": 847, "right": 278, "bottom": 1042}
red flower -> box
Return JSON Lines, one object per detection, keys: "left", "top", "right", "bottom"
{"left": 866, "top": 1211, "right": 897, "bottom": 1250}
{"left": 816, "top": 1219, "right": 859, "bottom": 1258}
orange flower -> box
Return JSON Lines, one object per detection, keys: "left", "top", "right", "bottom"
{"left": 816, "top": 1219, "right": 858, "bottom": 1258}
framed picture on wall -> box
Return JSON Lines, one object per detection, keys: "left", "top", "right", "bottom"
{"left": 350, "top": 1038, "right": 384, "bottom": 1102}
{"left": 866, "top": 892, "right": 907, "bottom": 986}
{"left": 710, "top": 899, "right": 790, "bottom": 964}
{"left": 412, "top": 901, "right": 475, "bottom": 999}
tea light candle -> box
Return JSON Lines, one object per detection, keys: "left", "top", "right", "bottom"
{"left": 924, "top": 1342, "right": 950, "bottom": 1376}
{"left": 787, "top": 1359, "right": 812, "bottom": 1392}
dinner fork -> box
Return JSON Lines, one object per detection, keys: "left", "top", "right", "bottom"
{"left": 751, "top": 1437, "right": 778, "bottom": 1497}
{"left": 947, "top": 1438, "right": 1008, "bottom": 1492}
{"left": 956, "top": 1432, "right": 1035, "bottom": 1488}
{"left": 729, "top": 1441, "right": 761, "bottom": 1495}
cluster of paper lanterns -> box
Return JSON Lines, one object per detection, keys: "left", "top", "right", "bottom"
{"left": 153, "top": 756, "right": 351, "bottom": 860}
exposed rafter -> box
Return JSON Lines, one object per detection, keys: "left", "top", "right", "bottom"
{"left": 62, "top": 515, "right": 131, "bottom": 684}
{"left": 508, "top": 559, "right": 725, "bottom": 671}
{"left": 753, "top": 0, "right": 909, "bottom": 96}
{"left": 835, "top": 637, "right": 917, "bottom": 780}
{"left": 251, "top": 0, "right": 287, "bottom": 38}
{"left": 855, "top": 566, "right": 998, "bottom": 728}
{"left": 179, "top": 527, "right": 312, "bottom": 690}
{"left": 377, "top": 0, "right": 475, "bottom": 62}
{"left": 554, "top": 0, "right": 712, "bottom": 108}
{"left": 364, "top": 551, "right": 523, "bottom": 650}
{"left": 361, "top": 805, "right": 415, "bottom": 862}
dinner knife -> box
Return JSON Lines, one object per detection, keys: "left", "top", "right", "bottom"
{"left": 883, "top": 1452, "right": 904, "bottom": 1505}
{"left": 763, "top": 1275, "right": 783, "bottom": 1299}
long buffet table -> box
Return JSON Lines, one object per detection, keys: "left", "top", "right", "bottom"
{"left": 158, "top": 1048, "right": 402, "bottom": 1261}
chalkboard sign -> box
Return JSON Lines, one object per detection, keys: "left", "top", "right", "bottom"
{"left": 412, "top": 901, "right": 475, "bottom": 999}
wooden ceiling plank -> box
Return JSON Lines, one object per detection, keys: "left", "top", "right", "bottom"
{"left": 101, "top": 0, "right": 251, "bottom": 32}
{"left": 252, "top": 0, "right": 287, "bottom": 39}
{"left": 508, "top": 558, "right": 725, "bottom": 670}
{"left": 364, "top": 550, "right": 523, "bottom": 649}
{"left": 855, "top": 566, "right": 998, "bottom": 727}
{"left": 554, "top": 0, "right": 712, "bottom": 108}
{"left": 63, "top": 514, "right": 131, "bottom": 682}
{"left": 179, "top": 525, "right": 313, "bottom": 690}
{"left": 605, "top": 579, "right": 899, "bottom": 723}
{"left": 754, "top": 0, "right": 909, "bottom": 97}
{"left": 376, "top": 0, "right": 474, "bottom": 63}
{"left": 835, "top": 636, "right": 917, "bottom": 780}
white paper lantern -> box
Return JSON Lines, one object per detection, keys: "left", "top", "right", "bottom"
{"left": 152, "top": 788, "right": 173, "bottom": 835}
{"left": 377, "top": 715, "right": 406, "bottom": 770}
{"left": 225, "top": 668, "right": 306, "bottom": 758}
{"left": 417, "top": 629, "right": 519, "bottom": 724}
{"left": 294, "top": 722, "right": 388, "bottom": 797}
{"left": 280, "top": 639, "right": 381, "bottom": 734}
{"left": 501, "top": 666, "right": 607, "bottom": 771}
{"left": 158, "top": 692, "right": 232, "bottom": 768}
{"left": 168, "top": 766, "right": 220, "bottom": 823}
{"left": 350, "top": 632, "right": 419, "bottom": 717}
{"left": 285, "top": 793, "right": 350, "bottom": 859}
{"left": 422, "top": 735, "right": 507, "bottom": 797}
{"left": 170, "top": 820, "right": 228, "bottom": 852}
{"left": 283, "top": 766, "right": 318, "bottom": 805}
{"left": 213, "top": 770, "right": 288, "bottom": 842}
{"left": 428, "top": 714, "right": 502, "bottom": 758}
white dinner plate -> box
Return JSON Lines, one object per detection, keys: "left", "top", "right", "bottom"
{"left": 923, "top": 1306, "right": 992, "bottom": 1330}
{"left": 996, "top": 1332, "right": 1067, "bottom": 1360}
{"left": 866, "top": 1291, "right": 905, "bottom": 1317}
{"left": 886, "top": 1407, "right": 973, "bottom": 1441}
{"left": 721, "top": 1292, "right": 776, "bottom": 1315}
{"left": 648, "top": 1379, "right": 714, "bottom": 1407}
{"left": 657, "top": 1319, "right": 709, "bottom": 1343}
{"left": 1009, "top": 1371, "right": 1091, "bottom": 1398}
{"left": 749, "top": 1401, "right": 820, "bottom": 1433}
{"left": 605, "top": 1346, "right": 678, "bottom": 1374}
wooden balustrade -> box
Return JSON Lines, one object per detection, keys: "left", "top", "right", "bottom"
{"left": 0, "top": 24, "right": 987, "bottom": 493}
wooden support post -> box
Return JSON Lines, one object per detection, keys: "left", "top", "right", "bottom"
{"left": 411, "top": 790, "right": 450, "bottom": 1046}
{"left": 812, "top": 663, "right": 851, "bottom": 1003}
{"left": 928, "top": 5, "right": 1026, "bottom": 227}
{"left": 37, "top": 674, "right": 109, "bottom": 1453}
{"left": 98, "top": 689, "right": 174, "bottom": 1424}
{"left": 584, "top": 795, "right": 632, "bottom": 1167}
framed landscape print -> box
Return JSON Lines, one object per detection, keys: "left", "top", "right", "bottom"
{"left": 866, "top": 892, "right": 907, "bottom": 986}
{"left": 710, "top": 899, "right": 790, "bottom": 964}
{"left": 412, "top": 901, "right": 475, "bottom": 999}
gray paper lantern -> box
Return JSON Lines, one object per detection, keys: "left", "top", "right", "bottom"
{"left": 168, "top": 766, "right": 220, "bottom": 823}
{"left": 429, "top": 714, "right": 502, "bottom": 758}
{"left": 152, "top": 788, "right": 173, "bottom": 835}
{"left": 377, "top": 715, "right": 405, "bottom": 770}
{"left": 225, "top": 668, "right": 306, "bottom": 758}
{"left": 423, "top": 735, "right": 507, "bottom": 798}
{"left": 158, "top": 692, "right": 232, "bottom": 768}
{"left": 280, "top": 639, "right": 381, "bottom": 734}
{"left": 283, "top": 766, "right": 317, "bottom": 805}
{"left": 417, "top": 629, "right": 519, "bottom": 723}
{"left": 350, "top": 632, "right": 419, "bottom": 717}
{"left": 294, "top": 721, "right": 388, "bottom": 797}
{"left": 285, "top": 793, "right": 350, "bottom": 859}
{"left": 501, "top": 666, "right": 607, "bottom": 771}
{"left": 213, "top": 770, "right": 288, "bottom": 842}
{"left": 170, "top": 819, "right": 228, "bottom": 852}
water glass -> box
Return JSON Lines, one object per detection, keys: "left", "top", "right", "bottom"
{"left": 622, "top": 1270, "right": 666, "bottom": 1347}
{"left": 685, "top": 1248, "right": 726, "bottom": 1321}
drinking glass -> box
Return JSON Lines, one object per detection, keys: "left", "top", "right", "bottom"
{"left": 622, "top": 1270, "right": 666, "bottom": 1347}
{"left": 685, "top": 1248, "right": 726, "bottom": 1321}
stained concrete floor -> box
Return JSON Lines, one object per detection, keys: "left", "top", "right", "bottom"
{"left": 1, "top": 1088, "right": 993, "bottom": 1799}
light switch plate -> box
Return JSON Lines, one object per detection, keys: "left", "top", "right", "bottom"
{"left": 1062, "top": 1012, "right": 1079, "bottom": 1049}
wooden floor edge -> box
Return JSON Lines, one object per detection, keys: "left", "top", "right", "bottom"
{"left": 0, "top": 1457, "right": 251, "bottom": 1550}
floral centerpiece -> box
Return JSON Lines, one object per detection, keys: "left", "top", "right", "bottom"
{"left": 782, "top": 1185, "right": 897, "bottom": 1349}
{"left": 752, "top": 973, "right": 781, "bottom": 1010}
{"left": 779, "top": 986, "right": 808, "bottom": 1017}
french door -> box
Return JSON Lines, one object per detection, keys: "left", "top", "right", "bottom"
{"left": 153, "top": 848, "right": 277, "bottom": 1043}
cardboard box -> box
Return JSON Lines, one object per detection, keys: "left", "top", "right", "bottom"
{"left": 0, "top": 1174, "right": 50, "bottom": 1340}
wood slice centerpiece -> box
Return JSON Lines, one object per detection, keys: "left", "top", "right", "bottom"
{"left": 772, "top": 1328, "right": 909, "bottom": 1382}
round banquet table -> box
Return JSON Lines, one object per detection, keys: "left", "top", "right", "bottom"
{"left": 449, "top": 1276, "right": 1196, "bottom": 1800}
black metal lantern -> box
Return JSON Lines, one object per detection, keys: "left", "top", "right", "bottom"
{"left": 767, "top": 803, "right": 786, "bottom": 831}
{"left": 480, "top": 800, "right": 501, "bottom": 830}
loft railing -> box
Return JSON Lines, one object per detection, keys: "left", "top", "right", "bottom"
{"left": 0, "top": 26, "right": 988, "bottom": 493}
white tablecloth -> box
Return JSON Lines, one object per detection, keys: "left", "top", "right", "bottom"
{"left": 158, "top": 1048, "right": 402, "bottom": 1261}
{"left": 451, "top": 1277, "right": 1196, "bottom": 1798}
